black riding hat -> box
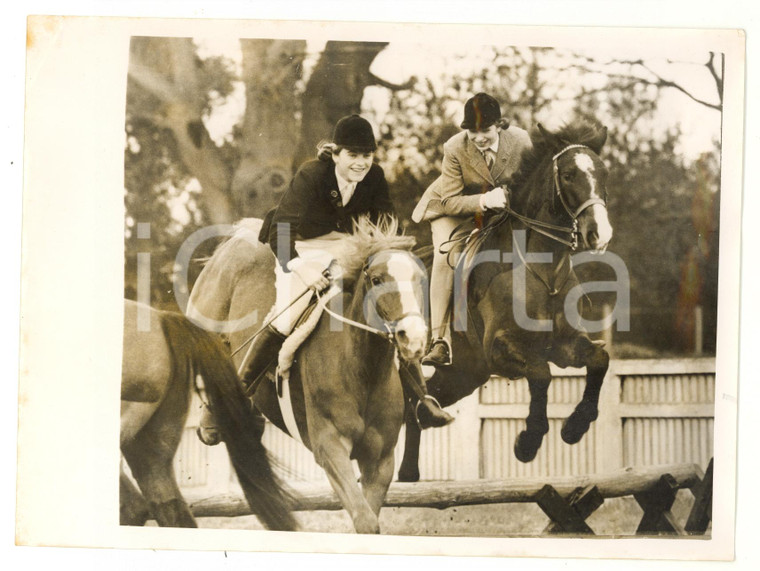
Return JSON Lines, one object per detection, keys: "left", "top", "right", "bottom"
{"left": 460, "top": 92, "right": 502, "bottom": 130}
{"left": 333, "top": 114, "right": 377, "bottom": 153}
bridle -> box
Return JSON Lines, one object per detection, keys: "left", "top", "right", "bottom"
{"left": 318, "top": 255, "right": 425, "bottom": 345}
{"left": 551, "top": 144, "right": 607, "bottom": 226}
{"left": 505, "top": 143, "right": 606, "bottom": 251}
{"left": 451, "top": 143, "right": 608, "bottom": 296}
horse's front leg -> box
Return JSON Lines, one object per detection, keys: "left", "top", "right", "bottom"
{"left": 560, "top": 337, "right": 609, "bottom": 444}
{"left": 514, "top": 360, "right": 551, "bottom": 463}
{"left": 357, "top": 440, "right": 396, "bottom": 516}
{"left": 397, "top": 404, "right": 422, "bottom": 482}
{"left": 311, "top": 420, "right": 380, "bottom": 534}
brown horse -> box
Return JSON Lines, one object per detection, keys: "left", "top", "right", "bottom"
{"left": 188, "top": 216, "right": 429, "bottom": 533}
{"left": 399, "top": 120, "right": 614, "bottom": 481}
{"left": 120, "top": 298, "right": 296, "bottom": 530}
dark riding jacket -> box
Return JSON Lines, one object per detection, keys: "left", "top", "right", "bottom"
{"left": 264, "top": 158, "right": 395, "bottom": 269}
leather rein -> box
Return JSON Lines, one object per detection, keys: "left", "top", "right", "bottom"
{"left": 318, "top": 261, "right": 424, "bottom": 344}
{"left": 514, "top": 143, "right": 606, "bottom": 250}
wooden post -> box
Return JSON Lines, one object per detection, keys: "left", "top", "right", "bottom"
{"left": 595, "top": 367, "right": 623, "bottom": 473}
{"left": 455, "top": 391, "right": 481, "bottom": 480}
{"left": 694, "top": 305, "right": 704, "bottom": 356}
{"left": 542, "top": 485, "right": 605, "bottom": 534}
{"left": 602, "top": 302, "right": 613, "bottom": 350}
{"left": 634, "top": 473, "right": 686, "bottom": 535}
{"left": 535, "top": 485, "right": 596, "bottom": 534}
{"left": 685, "top": 458, "right": 713, "bottom": 534}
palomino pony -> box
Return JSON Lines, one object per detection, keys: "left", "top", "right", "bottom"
{"left": 398, "top": 120, "right": 614, "bottom": 481}
{"left": 188, "top": 216, "right": 428, "bottom": 534}
{"left": 120, "top": 298, "right": 296, "bottom": 530}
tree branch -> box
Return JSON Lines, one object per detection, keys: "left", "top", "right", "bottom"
{"left": 128, "top": 60, "right": 182, "bottom": 104}
{"left": 369, "top": 72, "right": 416, "bottom": 91}
{"left": 706, "top": 52, "right": 724, "bottom": 104}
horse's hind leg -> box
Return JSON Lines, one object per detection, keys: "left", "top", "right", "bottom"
{"left": 514, "top": 361, "right": 551, "bottom": 463}
{"left": 122, "top": 444, "right": 197, "bottom": 528}
{"left": 560, "top": 337, "right": 609, "bottom": 444}
{"left": 120, "top": 466, "right": 150, "bottom": 526}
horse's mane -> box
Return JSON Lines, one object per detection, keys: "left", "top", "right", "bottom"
{"left": 336, "top": 215, "right": 417, "bottom": 283}
{"left": 509, "top": 119, "right": 608, "bottom": 193}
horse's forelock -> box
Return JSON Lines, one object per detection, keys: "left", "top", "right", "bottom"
{"left": 336, "top": 215, "right": 416, "bottom": 282}
{"left": 533, "top": 119, "right": 607, "bottom": 153}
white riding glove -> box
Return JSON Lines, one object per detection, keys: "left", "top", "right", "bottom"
{"left": 287, "top": 257, "right": 332, "bottom": 292}
{"left": 480, "top": 187, "right": 508, "bottom": 211}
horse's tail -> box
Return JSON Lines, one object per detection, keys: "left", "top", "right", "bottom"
{"left": 158, "top": 312, "right": 297, "bottom": 531}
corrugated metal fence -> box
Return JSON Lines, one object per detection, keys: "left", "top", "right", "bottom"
{"left": 175, "top": 358, "right": 715, "bottom": 495}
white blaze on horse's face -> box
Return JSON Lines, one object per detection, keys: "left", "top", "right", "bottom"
{"left": 373, "top": 252, "right": 428, "bottom": 361}
{"left": 570, "top": 151, "right": 613, "bottom": 253}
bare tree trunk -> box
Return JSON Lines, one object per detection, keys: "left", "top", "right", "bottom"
{"left": 232, "top": 39, "right": 306, "bottom": 218}
{"left": 295, "top": 41, "right": 389, "bottom": 168}
{"left": 128, "top": 37, "right": 235, "bottom": 224}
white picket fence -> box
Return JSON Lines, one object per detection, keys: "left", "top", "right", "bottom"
{"left": 175, "top": 358, "right": 715, "bottom": 494}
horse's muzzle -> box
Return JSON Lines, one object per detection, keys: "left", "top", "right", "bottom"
{"left": 579, "top": 204, "right": 612, "bottom": 253}
{"left": 394, "top": 315, "right": 427, "bottom": 361}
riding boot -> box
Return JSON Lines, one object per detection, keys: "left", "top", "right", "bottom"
{"left": 400, "top": 360, "right": 455, "bottom": 429}
{"left": 241, "top": 324, "right": 287, "bottom": 396}
{"left": 416, "top": 394, "right": 455, "bottom": 429}
{"left": 196, "top": 325, "right": 286, "bottom": 446}
{"left": 421, "top": 337, "right": 452, "bottom": 367}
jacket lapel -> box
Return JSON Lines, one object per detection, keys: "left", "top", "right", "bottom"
{"left": 490, "top": 130, "right": 511, "bottom": 182}
{"left": 465, "top": 138, "right": 494, "bottom": 184}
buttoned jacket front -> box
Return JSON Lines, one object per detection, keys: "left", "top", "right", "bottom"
{"left": 266, "top": 158, "right": 395, "bottom": 268}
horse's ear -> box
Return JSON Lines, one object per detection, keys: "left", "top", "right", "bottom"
{"left": 537, "top": 123, "right": 564, "bottom": 151}
{"left": 587, "top": 126, "right": 608, "bottom": 154}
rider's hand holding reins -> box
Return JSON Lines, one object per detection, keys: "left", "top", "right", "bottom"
{"left": 480, "top": 186, "right": 509, "bottom": 211}
{"left": 288, "top": 257, "right": 332, "bottom": 292}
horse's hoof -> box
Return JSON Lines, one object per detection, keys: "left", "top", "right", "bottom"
{"left": 514, "top": 430, "right": 544, "bottom": 463}
{"left": 354, "top": 513, "right": 381, "bottom": 534}
{"left": 561, "top": 407, "right": 598, "bottom": 444}
{"left": 561, "top": 419, "right": 590, "bottom": 444}
{"left": 196, "top": 426, "right": 222, "bottom": 446}
{"left": 397, "top": 466, "right": 420, "bottom": 483}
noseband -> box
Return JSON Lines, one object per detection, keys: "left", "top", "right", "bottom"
{"left": 319, "top": 261, "right": 425, "bottom": 345}
{"left": 551, "top": 144, "right": 608, "bottom": 223}
{"left": 511, "top": 143, "right": 606, "bottom": 250}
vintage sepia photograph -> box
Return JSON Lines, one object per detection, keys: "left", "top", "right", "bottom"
{"left": 15, "top": 10, "right": 748, "bottom": 566}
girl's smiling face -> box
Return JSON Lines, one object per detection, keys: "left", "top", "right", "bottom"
{"left": 333, "top": 148, "right": 374, "bottom": 183}
{"left": 466, "top": 125, "right": 499, "bottom": 151}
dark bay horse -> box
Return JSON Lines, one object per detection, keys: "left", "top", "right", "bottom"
{"left": 120, "top": 298, "right": 296, "bottom": 530}
{"left": 399, "top": 120, "right": 614, "bottom": 481}
{"left": 188, "top": 216, "right": 428, "bottom": 533}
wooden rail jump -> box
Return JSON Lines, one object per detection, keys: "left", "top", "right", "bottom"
{"left": 187, "top": 460, "right": 713, "bottom": 535}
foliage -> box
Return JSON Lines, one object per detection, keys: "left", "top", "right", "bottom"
{"left": 124, "top": 40, "right": 722, "bottom": 352}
